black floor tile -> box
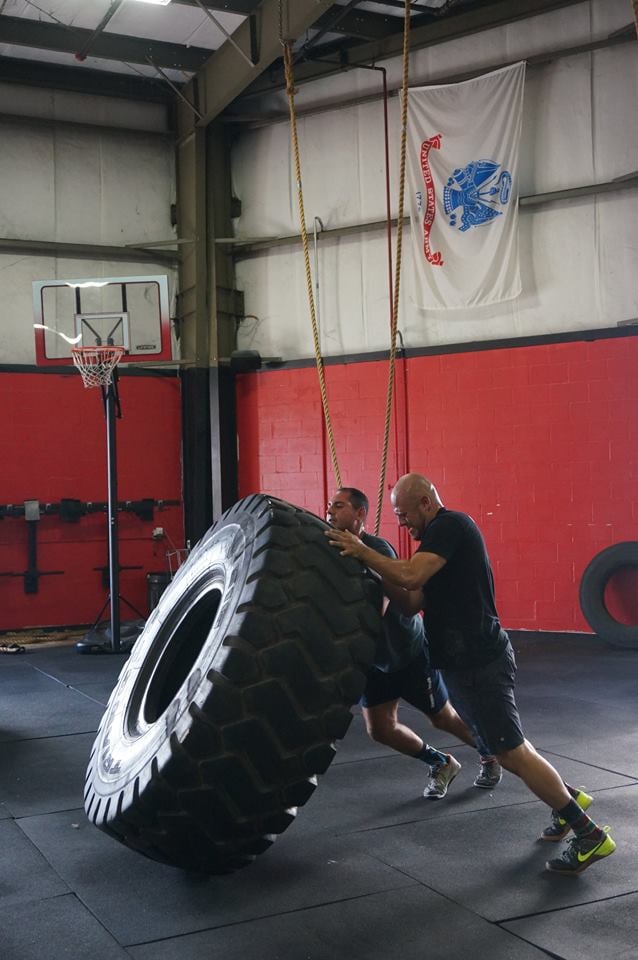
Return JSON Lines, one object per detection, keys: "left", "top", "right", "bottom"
{"left": 127, "top": 885, "right": 550, "bottom": 960}
{"left": 502, "top": 890, "right": 638, "bottom": 960}
{"left": 70, "top": 681, "right": 117, "bottom": 707}
{"left": 19, "top": 811, "right": 415, "bottom": 945}
{"left": 3, "top": 639, "right": 637, "bottom": 960}
{"left": 0, "top": 669, "right": 105, "bottom": 742}
{"left": 0, "top": 732, "right": 94, "bottom": 817}
{"left": 515, "top": 691, "right": 637, "bottom": 753}
{"left": 296, "top": 742, "right": 633, "bottom": 839}
{"left": 24, "top": 645, "right": 128, "bottom": 686}
{"left": 0, "top": 819, "right": 68, "bottom": 906}
{"left": 361, "top": 784, "right": 638, "bottom": 922}
{"left": 538, "top": 732, "right": 638, "bottom": 781}
{"left": 1, "top": 894, "right": 129, "bottom": 960}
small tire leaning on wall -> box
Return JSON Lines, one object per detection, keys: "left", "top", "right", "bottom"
{"left": 84, "top": 495, "right": 383, "bottom": 873}
{"left": 579, "top": 541, "right": 638, "bottom": 650}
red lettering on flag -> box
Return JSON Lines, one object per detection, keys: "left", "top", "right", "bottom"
{"left": 420, "top": 135, "right": 444, "bottom": 267}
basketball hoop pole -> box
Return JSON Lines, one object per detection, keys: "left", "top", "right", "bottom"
{"left": 71, "top": 348, "right": 142, "bottom": 656}
{"left": 105, "top": 379, "right": 122, "bottom": 653}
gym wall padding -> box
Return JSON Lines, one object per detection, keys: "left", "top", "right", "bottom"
{"left": 0, "top": 370, "right": 184, "bottom": 631}
{"left": 235, "top": 333, "right": 638, "bottom": 633}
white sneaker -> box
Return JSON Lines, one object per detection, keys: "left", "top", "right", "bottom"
{"left": 423, "top": 755, "right": 462, "bottom": 800}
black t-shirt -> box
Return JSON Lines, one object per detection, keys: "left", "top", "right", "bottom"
{"left": 417, "top": 508, "right": 508, "bottom": 670}
{"left": 361, "top": 532, "right": 425, "bottom": 673}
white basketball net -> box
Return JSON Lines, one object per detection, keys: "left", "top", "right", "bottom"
{"left": 71, "top": 345, "right": 125, "bottom": 388}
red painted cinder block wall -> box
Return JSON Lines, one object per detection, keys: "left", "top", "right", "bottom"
{"left": 0, "top": 371, "right": 184, "bottom": 631}
{"left": 236, "top": 335, "right": 638, "bottom": 632}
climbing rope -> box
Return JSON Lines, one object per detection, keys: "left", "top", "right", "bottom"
{"left": 634, "top": 0, "right": 638, "bottom": 39}
{"left": 373, "top": 0, "right": 412, "bottom": 534}
{"left": 282, "top": 38, "right": 342, "bottom": 489}
{"left": 280, "top": 0, "right": 413, "bottom": 508}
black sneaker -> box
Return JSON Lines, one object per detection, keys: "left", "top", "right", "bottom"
{"left": 473, "top": 758, "right": 502, "bottom": 789}
{"left": 539, "top": 790, "right": 593, "bottom": 842}
{"left": 545, "top": 826, "right": 616, "bottom": 875}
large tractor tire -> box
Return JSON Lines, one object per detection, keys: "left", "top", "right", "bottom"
{"left": 579, "top": 542, "right": 638, "bottom": 650}
{"left": 84, "top": 495, "right": 383, "bottom": 873}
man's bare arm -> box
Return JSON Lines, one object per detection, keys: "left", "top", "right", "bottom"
{"left": 325, "top": 528, "right": 446, "bottom": 600}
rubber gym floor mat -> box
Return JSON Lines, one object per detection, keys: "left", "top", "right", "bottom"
{"left": 360, "top": 783, "right": 638, "bottom": 922}
{"left": 17, "top": 812, "right": 415, "bottom": 945}
{"left": 0, "top": 732, "right": 95, "bottom": 817}
{"left": 527, "top": 730, "right": 638, "bottom": 781}
{"left": 0, "top": 667, "right": 105, "bottom": 742}
{"left": 14, "top": 644, "right": 128, "bottom": 686}
{"left": 511, "top": 691, "right": 636, "bottom": 750}
{"left": 127, "top": 884, "right": 550, "bottom": 960}
{"left": 0, "top": 819, "right": 68, "bottom": 907}
{"left": 293, "top": 742, "right": 633, "bottom": 840}
{"left": 512, "top": 639, "right": 638, "bottom": 691}
{"left": 502, "top": 889, "right": 638, "bottom": 960}
{"left": 1, "top": 894, "right": 129, "bottom": 960}
{"left": 67, "top": 680, "right": 120, "bottom": 707}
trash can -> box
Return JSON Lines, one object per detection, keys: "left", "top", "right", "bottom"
{"left": 146, "top": 571, "right": 171, "bottom": 612}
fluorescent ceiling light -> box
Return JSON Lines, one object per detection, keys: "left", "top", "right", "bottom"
{"left": 132, "top": 0, "right": 172, "bottom": 5}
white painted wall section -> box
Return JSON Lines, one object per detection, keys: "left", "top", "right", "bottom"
{"left": 0, "top": 102, "right": 177, "bottom": 364}
{"left": 232, "top": 0, "right": 638, "bottom": 361}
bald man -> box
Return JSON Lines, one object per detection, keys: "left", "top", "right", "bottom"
{"left": 327, "top": 486, "right": 501, "bottom": 799}
{"left": 327, "top": 474, "right": 616, "bottom": 876}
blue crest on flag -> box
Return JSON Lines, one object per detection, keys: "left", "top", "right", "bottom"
{"left": 444, "top": 160, "right": 512, "bottom": 232}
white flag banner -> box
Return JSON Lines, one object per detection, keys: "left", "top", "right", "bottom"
{"left": 407, "top": 62, "right": 526, "bottom": 310}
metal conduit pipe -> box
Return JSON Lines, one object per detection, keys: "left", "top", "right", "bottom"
{"left": 224, "top": 30, "right": 636, "bottom": 128}
{"left": 219, "top": 173, "right": 638, "bottom": 259}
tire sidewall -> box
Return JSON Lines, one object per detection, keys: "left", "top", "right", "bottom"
{"left": 92, "top": 514, "right": 254, "bottom": 796}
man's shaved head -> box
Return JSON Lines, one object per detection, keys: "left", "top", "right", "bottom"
{"left": 392, "top": 473, "right": 439, "bottom": 504}
{"left": 391, "top": 473, "right": 443, "bottom": 540}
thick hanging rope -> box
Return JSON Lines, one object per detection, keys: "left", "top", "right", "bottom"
{"left": 634, "top": 0, "right": 638, "bottom": 38}
{"left": 282, "top": 40, "right": 342, "bottom": 489}
{"left": 373, "top": 0, "right": 412, "bottom": 534}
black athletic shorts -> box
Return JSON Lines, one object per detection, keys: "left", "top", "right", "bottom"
{"left": 361, "top": 650, "right": 448, "bottom": 714}
{"left": 441, "top": 641, "right": 524, "bottom": 754}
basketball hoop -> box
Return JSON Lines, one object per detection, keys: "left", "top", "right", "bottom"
{"left": 71, "top": 345, "right": 125, "bottom": 388}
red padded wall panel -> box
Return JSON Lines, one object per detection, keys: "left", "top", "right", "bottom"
{"left": 0, "top": 371, "right": 184, "bottom": 631}
{"left": 236, "top": 336, "right": 638, "bottom": 632}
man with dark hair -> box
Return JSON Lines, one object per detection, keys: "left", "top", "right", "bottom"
{"left": 327, "top": 486, "right": 501, "bottom": 799}
{"left": 327, "top": 474, "right": 615, "bottom": 875}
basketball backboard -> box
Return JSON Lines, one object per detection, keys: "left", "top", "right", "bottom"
{"left": 33, "top": 275, "right": 172, "bottom": 365}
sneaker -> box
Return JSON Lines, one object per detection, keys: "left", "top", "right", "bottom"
{"left": 423, "top": 755, "right": 461, "bottom": 800}
{"left": 473, "top": 758, "right": 502, "bottom": 789}
{"left": 539, "top": 789, "right": 593, "bottom": 842}
{"left": 545, "top": 826, "right": 616, "bottom": 875}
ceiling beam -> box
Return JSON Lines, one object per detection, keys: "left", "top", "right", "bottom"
{"left": 0, "top": 15, "right": 211, "bottom": 72}
{"left": 0, "top": 55, "right": 174, "bottom": 102}
{"left": 172, "top": 0, "right": 261, "bottom": 12}
{"left": 237, "top": 0, "right": 588, "bottom": 99}
{"left": 177, "top": 0, "right": 339, "bottom": 133}
{"left": 0, "top": 237, "right": 178, "bottom": 265}
{"left": 311, "top": 7, "right": 401, "bottom": 43}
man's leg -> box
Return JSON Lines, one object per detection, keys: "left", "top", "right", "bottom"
{"left": 427, "top": 700, "right": 476, "bottom": 747}
{"left": 404, "top": 663, "right": 502, "bottom": 790}
{"left": 361, "top": 666, "right": 460, "bottom": 800}
{"left": 362, "top": 699, "right": 427, "bottom": 756}
{"left": 446, "top": 645, "right": 615, "bottom": 874}
{"left": 497, "top": 739, "right": 615, "bottom": 874}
